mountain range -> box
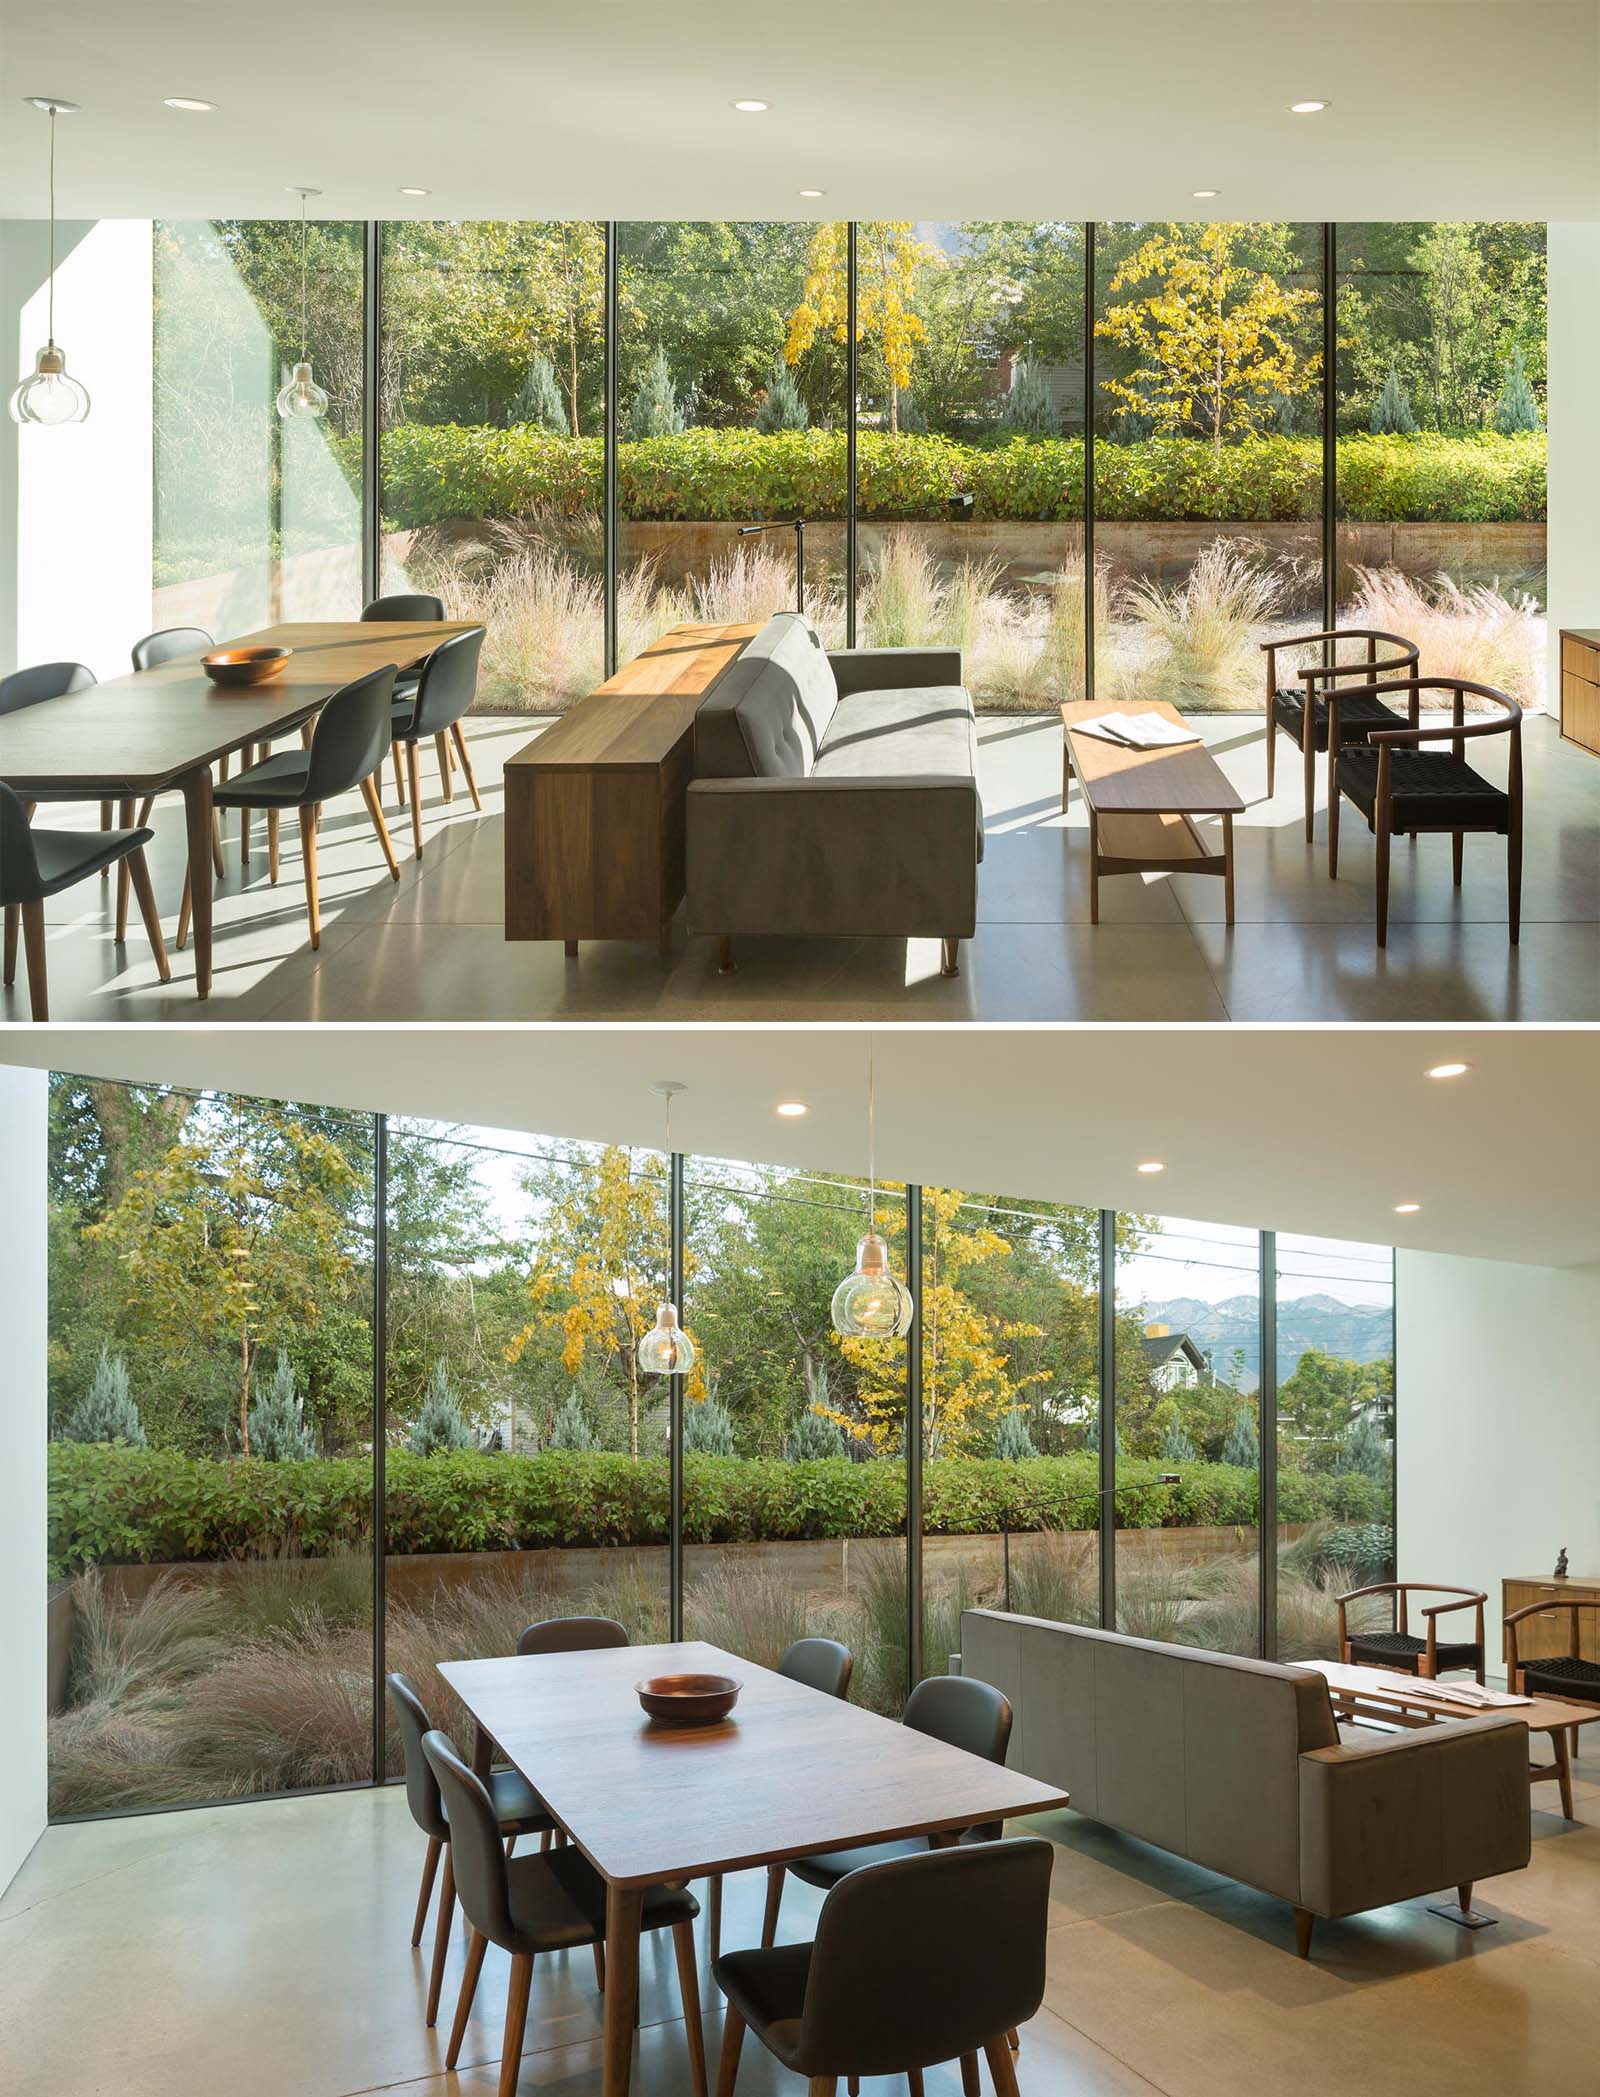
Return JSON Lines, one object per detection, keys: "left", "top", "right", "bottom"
{"left": 1141, "top": 1293, "right": 1393, "bottom": 1390}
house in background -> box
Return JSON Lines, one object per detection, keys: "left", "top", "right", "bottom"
{"left": 1143, "top": 1323, "right": 1212, "bottom": 1391}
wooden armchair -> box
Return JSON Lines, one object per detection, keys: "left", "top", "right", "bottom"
{"left": 1505, "top": 1598, "right": 1600, "bottom": 1706}
{"left": 1326, "top": 677, "right": 1523, "bottom": 947}
{"left": 1260, "top": 628, "right": 1419, "bottom": 838}
{"left": 1336, "top": 1582, "right": 1487, "bottom": 1681}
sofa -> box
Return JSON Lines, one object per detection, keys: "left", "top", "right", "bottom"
{"left": 686, "top": 612, "right": 983, "bottom": 975}
{"left": 959, "top": 1609, "right": 1531, "bottom": 1957}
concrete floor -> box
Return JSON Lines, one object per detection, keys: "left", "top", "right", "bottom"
{"left": 4, "top": 1733, "right": 1598, "bottom": 2097}
{"left": 4, "top": 710, "right": 1596, "bottom": 1023}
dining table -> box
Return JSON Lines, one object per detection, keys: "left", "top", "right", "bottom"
{"left": 0, "top": 619, "right": 475, "bottom": 997}
{"left": 438, "top": 1638, "right": 1071, "bottom": 2097}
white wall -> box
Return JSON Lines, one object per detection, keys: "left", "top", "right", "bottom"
{"left": 1396, "top": 1248, "right": 1600, "bottom": 1683}
{"left": 1545, "top": 223, "right": 1600, "bottom": 704}
{"left": 0, "top": 218, "right": 153, "bottom": 680}
{"left": 0, "top": 1065, "right": 48, "bottom": 1896}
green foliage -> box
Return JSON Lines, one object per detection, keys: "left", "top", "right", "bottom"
{"left": 548, "top": 1389, "right": 600, "bottom": 1452}
{"left": 1160, "top": 1421, "right": 1198, "bottom": 1463}
{"left": 1221, "top": 1409, "right": 1259, "bottom": 1469}
{"left": 684, "top": 1393, "right": 738, "bottom": 1455}
{"left": 626, "top": 345, "right": 688, "bottom": 440}
{"left": 1000, "top": 358, "right": 1057, "bottom": 437}
{"left": 409, "top": 1363, "right": 475, "bottom": 1456}
{"left": 46, "top": 1443, "right": 1391, "bottom": 1577}
{"left": 1333, "top": 1414, "right": 1391, "bottom": 1484}
{"left": 64, "top": 1348, "right": 147, "bottom": 1448}
{"left": 785, "top": 1406, "right": 844, "bottom": 1461}
{"left": 1370, "top": 364, "right": 1417, "bottom": 436}
{"left": 1494, "top": 344, "right": 1542, "bottom": 434}
{"left": 755, "top": 359, "right": 809, "bottom": 434}
{"left": 515, "top": 352, "right": 569, "bottom": 434}
{"left": 993, "top": 1408, "right": 1038, "bottom": 1460}
{"left": 247, "top": 1353, "right": 317, "bottom": 1463}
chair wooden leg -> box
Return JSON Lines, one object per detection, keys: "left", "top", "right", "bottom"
{"left": 266, "top": 807, "right": 281, "bottom": 884}
{"left": 908, "top": 2072, "right": 924, "bottom": 2097}
{"left": 392, "top": 739, "right": 407, "bottom": 809}
{"left": 540, "top": 1828, "right": 551, "bottom": 1854}
{"left": 115, "top": 798, "right": 135, "bottom": 942}
{"left": 211, "top": 807, "right": 224, "bottom": 879}
{"left": 1327, "top": 761, "right": 1340, "bottom": 879}
{"left": 21, "top": 901, "right": 47, "bottom": 1021}
{"left": 436, "top": 730, "right": 455, "bottom": 801}
{"left": 807, "top": 2081, "right": 837, "bottom": 2097}
{"left": 941, "top": 935, "right": 960, "bottom": 977}
{"left": 100, "top": 799, "right": 112, "bottom": 832}
{"left": 135, "top": 794, "right": 155, "bottom": 828}
{"left": 761, "top": 1863, "right": 785, "bottom": 1948}
{"left": 446, "top": 1926, "right": 489, "bottom": 2069}
{"left": 450, "top": 720, "right": 483, "bottom": 810}
{"left": 1008, "top": 2029, "right": 1020, "bottom": 2053}
{"left": 959, "top": 2058, "right": 981, "bottom": 2097}
{"left": 1374, "top": 824, "right": 1391, "bottom": 950}
{"left": 498, "top": 1952, "right": 534, "bottom": 2097}
{"left": 241, "top": 795, "right": 251, "bottom": 867}
{"left": 360, "top": 773, "right": 401, "bottom": 881}
{"left": 425, "top": 1849, "right": 456, "bottom": 2026}
{"left": 407, "top": 740, "right": 424, "bottom": 858}
{"left": 1293, "top": 1905, "right": 1315, "bottom": 1959}
{"left": 176, "top": 871, "right": 192, "bottom": 951}
{"left": 412, "top": 1834, "right": 443, "bottom": 1946}
{"left": 715, "top": 2004, "right": 746, "bottom": 2097}
{"left": 126, "top": 848, "right": 171, "bottom": 983}
{"left": 708, "top": 1871, "right": 723, "bottom": 1965}
{"left": 1302, "top": 727, "right": 1316, "bottom": 843}
{"left": 504, "top": 1834, "right": 517, "bottom": 1860}
{"left": 592, "top": 1939, "right": 606, "bottom": 1991}
{"left": 1451, "top": 830, "right": 1464, "bottom": 886}
{"left": 1507, "top": 811, "right": 1522, "bottom": 946}
{"left": 3, "top": 905, "right": 17, "bottom": 986}
{"left": 300, "top": 808, "right": 321, "bottom": 950}
{"left": 1265, "top": 708, "right": 1277, "bottom": 796}
{"left": 674, "top": 1920, "right": 710, "bottom": 2097}
{"left": 983, "top": 2036, "right": 1021, "bottom": 2097}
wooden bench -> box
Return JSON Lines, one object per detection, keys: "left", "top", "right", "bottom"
{"left": 1060, "top": 698, "right": 1244, "bottom": 924}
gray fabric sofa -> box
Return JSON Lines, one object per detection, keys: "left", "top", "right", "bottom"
{"left": 686, "top": 612, "right": 982, "bottom": 974}
{"left": 959, "top": 1608, "right": 1531, "bottom": 1957}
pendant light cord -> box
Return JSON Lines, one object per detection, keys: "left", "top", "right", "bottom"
{"left": 299, "top": 193, "right": 309, "bottom": 361}
{"left": 866, "top": 1035, "right": 877, "bottom": 1222}
{"left": 46, "top": 105, "right": 57, "bottom": 347}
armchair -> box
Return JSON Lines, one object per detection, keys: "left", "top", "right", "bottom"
{"left": 1336, "top": 1582, "right": 1487, "bottom": 1682}
{"left": 1504, "top": 1598, "right": 1600, "bottom": 1706}
{"left": 1261, "top": 628, "right": 1419, "bottom": 838}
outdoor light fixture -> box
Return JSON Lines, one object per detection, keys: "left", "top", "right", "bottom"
{"left": 9, "top": 99, "right": 91, "bottom": 426}
{"left": 276, "top": 186, "right": 329, "bottom": 421}
{"left": 948, "top": 492, "right": 974, "bottom": 519}
{"left": 1425, "top": 1061, "right": 1471, "bottom": 1080}
{"left": 739, "top": 518, "right": 806, "bottom": 613}
{"left": 831, "top": 1038, "right": 915, "bottom": 1341}
{"left": 164, "top": 97, "right": 215, "bottom": 112}
{"left": 637, "top": 1082, "right": 698, "bottom": 1378}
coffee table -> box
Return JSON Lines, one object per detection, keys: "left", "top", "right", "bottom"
{"left": 1060, "top": 698, "right": 1244, "bottom": 924}
{"left": 1307, "top": 1658, "right": 1598, "bottom": 1819}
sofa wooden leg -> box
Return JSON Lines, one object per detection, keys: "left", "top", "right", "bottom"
{"left": 1458, "top": 1881, "right": 1474, "bottom": 1913}
{"left": 1293, "top": 1906, "right": 1315, "bottom": 1959}
{"left": 940, "top": 936, "right": 960, "bottom": 978}
{"left": 717, "top": 936, "right": 736, "bottom": 975}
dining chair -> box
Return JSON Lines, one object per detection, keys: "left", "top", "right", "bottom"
{"left": 716, "top": 1836, "right": 1053, "bottom": 2097}
{"left": 1505, "top": 1598, "right": 1600, "bottom": 1707}
{"left": 1336, "top": 1582, "right": 1487, "bottom": 1682}
{"left": 364, "top": 591, "right": 444, "bottom": 801}
{"left": 180, "top": 663, "right": 401, "bottom": 952}
{"left": 1260, "top": 628, "right": 1420, "bottom": 838}
{"left": 0, "top": 659, "right": 110, "bottom": 828}
{"left": 760, "top": 1673, "right": 1012, "bottom": 1950}
{"left": 422, "top": 1726, "right": 710, "bottom": 2097}
{"left": 126, "top": 626, "right": 231, "bottom": 916}
{"left": 1325, "top": 676, "right": 1524, "bottom": 946}
{"left": 515, "top": 1614, "right": 629, "bottom": 1657}
{"left": 385, "top": 1673, "right": 555, "bottom": 2027}
{"left": 2, "top": 780, "right": 170, "bottom": 1020}
{"left": 389, "top": 625, "right": 486, "bottom": 858}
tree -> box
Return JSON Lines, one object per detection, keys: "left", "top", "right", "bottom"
{"left": 1001, "top": 358, "right": 1057, "bottom": 437}
{"left": 786, "top": 1401, "right": 844, "bottom": 1460}
{"left": 994, "top": 1407, "right": 1038, "bottom": 1460}
{"left": 1334, "top": 1413, "right": 1391, "bottom": 1483}
{"left": 1222, "top": 1409, "right": 1259, "bottom": 1469}
{"left": 410, "top": 1362, "right": 475, "bottom": 1454}
{"left": 1095, "top": 222, "right": 1320, "bottom": 452}
{"left": 1494, "top": 344, "right": 1542, "bottom": 433}
{"left": 63, "top": 1348, "right": 146, "bottom": 1446}
{"left": 548, "top": 1388, "right": 600, "bottom": 1452}
{"left": 515, "top": 352, "right": 569, "bottom": 433}
{"left": 786, "top": 220, "right": 931, "bottom": 435}
{"left": 1278, "top": 1347, "right": 1392, "bottom": 1466}
{"left": 1410, "top": 222, "right": 1498, "bottom": 430}
{"left": 248, "top": 1350, "right": 316, "bottom": 1462}
{"left": 1370, "top": 363, "right": 1417, "bottom": 435}
{"left": 755, "top": 358, "right": 809, "bottom": 433}
{"left": 1160, "top": 1421, "right": 1198, "bottom": 1463}
{"left": 626, "top": 345, "right": 688, "bottom": 439}
{"left": 684, "top": 1392, "right": 737, "bottom": 1454}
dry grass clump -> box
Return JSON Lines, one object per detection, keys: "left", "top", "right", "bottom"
{"left": 1122, "top": 538, "right": 1286, "bottom": 707}
{"left": 1008, "top": 1527, "right": 1097, "bottom": 1626}
{"left": 1347, "top": 565, "right": 1543, "bottom": 707}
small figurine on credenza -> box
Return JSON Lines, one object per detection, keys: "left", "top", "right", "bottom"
{"left": 1554, "top": 1547, "right": 1569, "bottom": 1579}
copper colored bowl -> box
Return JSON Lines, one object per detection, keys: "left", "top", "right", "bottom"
{"left": 202, "top": 645, "right": 291, "bottom": 688}
{"left": 635, "top": 1673, "right": 741, "bottom": 1726}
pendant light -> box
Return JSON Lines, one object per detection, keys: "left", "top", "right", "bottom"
{"left": 637, "top": 1081, "right": 698, "bottom": 1377}
{"left": 276, "top": 186, "right": 329, "bottom": 421}
{"left": 9, "top": 99, "right": 91, "bottom": 426}
{"left": 831, "top": 1037, "right": 914, "bottom": 1339}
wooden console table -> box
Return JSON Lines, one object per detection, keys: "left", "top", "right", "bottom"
{"left": 1558, "top": 630, "right": 1600, "bottom": 757}
{"left": 504, "top": 621, "right": 758, "bottom": 953}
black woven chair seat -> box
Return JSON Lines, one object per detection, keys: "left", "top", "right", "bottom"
{"left": 1337, "top": 748, "right": 1510, "bottom": 833}
{"left": 1347, "top": 1631, "right": 1483, "bottom": 1674}
{"left": 1519, "top": 1655, "right": 1600, "bottom": 1704}
{"left": 1272, "top": 685, "right": 1405, "bottom": 753}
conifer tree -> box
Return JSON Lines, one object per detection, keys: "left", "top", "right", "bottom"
{"left": 1160, "top": 1421, "right": 1198, "bottom": 1463}
{"left": 1369, "top": 363, "right": 1418, "bottom": 435}
{"left": 247, "top": 1350, "right": 317, "bottom": 1462}
{"left": 684, "top": 1393, "right": 737, "bottom": 1455}
{"left": 549, "top": 1389, "right": 601, "bottom": 1452}
{"left": 1333, "top": 1413, "right": 1391, "bottom": 1483}
{"left": 410, "top": 1362, "right": 475, "bottom": 1455}
{"left": 1221, "top": 1409, "right": 1259, "bottom": 1469}
{"left": 63, "top": 1347, "right": 147, "bottom": 1447}
{"left": 994, "top": 1407, "right": 1039, "bottom": 1460}
{"left": 1493, "top": 345, "right": 1542, "bottom": 434}
{"left": 515, "top": 352, "right": 569, "bottom": 433}
{"left": 625, "top": 346, "right": 687, "bottom": 439}
{"left": 755, "top": 359, "right": 809, "bottom": 433}
{"left": 1001, "top": 357, "right": 1057, "bottom": 437}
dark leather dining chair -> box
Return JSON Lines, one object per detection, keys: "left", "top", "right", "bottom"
{"left": 0, "top": 660, "right": 107, "bottom": 826}
{"left": 515, "top": 1614, "right": 629, "bottom": 1657}
{"left": 181, "top": 663, "right": 401, "bottom": 951}
{"left": 760, "top": 1673, "right": 1012, "bottom": 1950}
{"left": 390, "top": 625, "right": 486, "bottom": 858}
{"left": 422, "top": 1727, "right": 709, "bottom": 2097}
{"left": 364, "top": 591, "right": 444, "bottom": 800}
{"left": 716, "top": 1836, "right": 1053, "bottom": 2097}
{"left": 1336, "top": 1582, "right": 1487, "bottom": 1681}
{"left": 1260, "top": 629, "right": 1420, "bottom": 839}
{"left": 127, "top": 626, "right": 229, "bottom": 914}
{"left": 2, "top": 779, "right": 170, "bottom": 1020}
{"left": 385, "top": 1673, "right": 554, "bottom": 2027}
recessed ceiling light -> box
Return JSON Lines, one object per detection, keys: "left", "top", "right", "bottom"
{"left": 732, "top": 99, "right": 771, "bottom": 113}
{"left": 775, "top": 1101, "right": 808, "bottom": 1118}
{"left": 399, "top": 186, "right": 431, "bottom": 198}
{"left": 798, "top": 188, "right": 825, "bottom": 199}
{"left": 1136, "top": 1160, "right": 1165, "bottom": 1175}
{"left": 1393, "top": 1202, "right": 1422, "bottom": 1215}
{"left": 1289, "top": 99, "right": 1329, "bottom": 114}
{"left": 1425, "top": 1061, "right": 1471, "bottom": 1080}
{"left": 164, "top": 96, "right": 215, "bottom": 112}
{"left": 1192, "top": 189, "right": 1219, "bottom": 199}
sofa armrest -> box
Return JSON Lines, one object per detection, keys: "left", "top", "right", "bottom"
{"left": 1298, "top": 1716, "right": 1531, "bottom": 1920}
{"left": 686, "top": 775, "right": 979, "bottom": 939}
{"left": 827, "top": 646, "right": 964, "bottom": 697}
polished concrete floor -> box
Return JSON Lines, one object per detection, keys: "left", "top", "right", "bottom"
{"left": 5, "top": 710, "right": 1596, "bottom": 1023}
{"left": 4, "top": 1732, "right": 1598, "bottom": 2097}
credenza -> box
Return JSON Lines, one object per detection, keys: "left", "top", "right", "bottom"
{"left": 1557, "top": 629, "right": 1600, "bottom": 757}
{"left": 1503, "top": 1572, "right": 1600, "bottom": 1671}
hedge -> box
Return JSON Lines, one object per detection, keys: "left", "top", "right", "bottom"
{"left": 373, "top": 423, "right": 1546, "bottom": 531}
{"left": 47, "top": 1444, "right": 1391, "bottom": 1576}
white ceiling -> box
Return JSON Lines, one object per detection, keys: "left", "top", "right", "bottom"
{"left": 3, "top": 1026, "right": 1596, "bottom": 1270}
{"left": 1, "top": 2, "right": 1597, "bottom": 222}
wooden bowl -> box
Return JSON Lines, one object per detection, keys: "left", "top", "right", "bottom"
{"left": 635, "top": 1673, "right": 741, "bottom": 1727}
{"left": 202, "top": 645, "right": 291, "bottom": 688}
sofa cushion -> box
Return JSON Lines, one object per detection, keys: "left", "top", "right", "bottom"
{"left": 693, "top": 612, "right": 838, "bottom": 780}
{"left": 815, "top": 686, "right": 982, "bottom": 855}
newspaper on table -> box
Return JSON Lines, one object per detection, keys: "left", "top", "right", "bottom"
{"left": 1072, "top": 709, "right": 1202, "bottom": 751}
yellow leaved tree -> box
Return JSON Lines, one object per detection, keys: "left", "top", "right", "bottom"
{"left": 786, "top": 220, "right": 934, "bottom": 435}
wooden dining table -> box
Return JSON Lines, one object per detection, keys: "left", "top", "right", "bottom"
{"left": 0, "top": 620, "right": 474, "bottom": 997}
{"left": 438, "top": 1639, "right": 1070, "bottom": 2097}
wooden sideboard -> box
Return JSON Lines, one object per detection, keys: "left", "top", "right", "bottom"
{"left": 1557, "top": 629, "right": 1600, "bottom": 757}
{"left": 1503, "top": 1572, "right": 1600, "bottom": 1671}
{"left": 503, "top": 620, "right": 758, "bottom": 953}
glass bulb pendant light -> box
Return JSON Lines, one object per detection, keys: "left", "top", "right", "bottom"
{"left": 831, "top": 1037, "right": 914, "bottom": 1339}
{"left": 9, "top": 99, "right": 91, "bottom": 426}
{"left": 276, "top": 186, "right": 329, "bottom": 420}
{"left": 637, "top": 1081, "right": 697, "bottom": 1378}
